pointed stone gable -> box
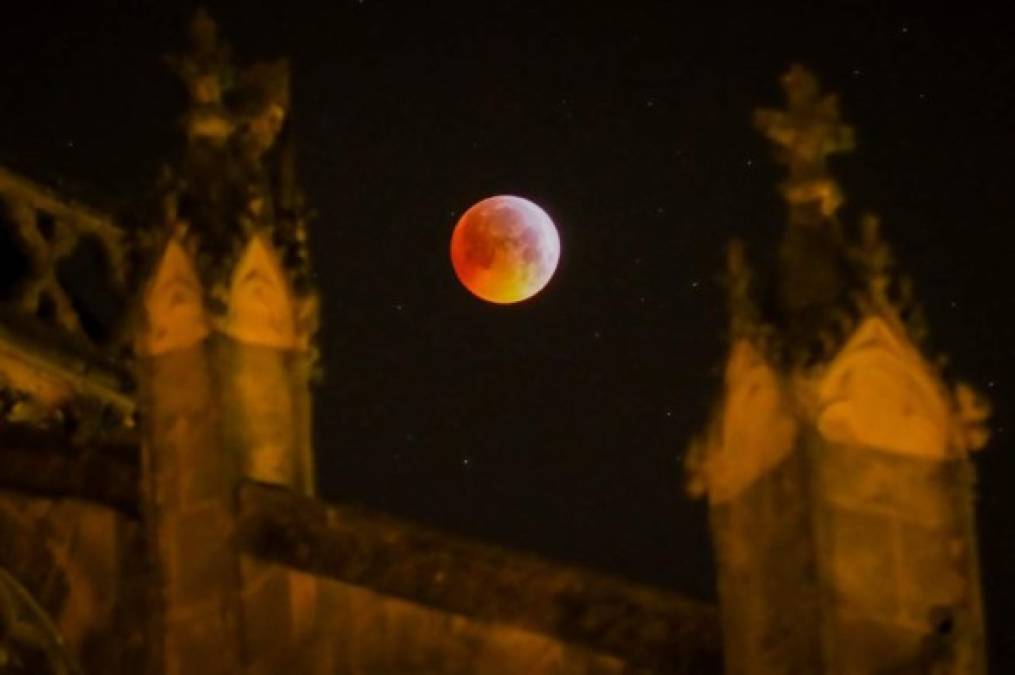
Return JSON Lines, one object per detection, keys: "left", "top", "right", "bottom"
{"left": 688, "top": 339, "right": 798, "bottom": 504}
{"left": 815, "top": 315, "right": 953, "bottom": 459}
{"left": 223, "top": 235, "right": 298, "bottom": 350}
{"left": 140, "top": 239, "right": 209, "bottom": 356}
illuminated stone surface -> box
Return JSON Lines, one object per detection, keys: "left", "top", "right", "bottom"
{"left": 223, "top": 235, "right": 297, "bottom": 350}
{"left": 141, "top": 239, "right": 208, "bottom": 356}
{"left": 692, "top": 339, "right": 797, "bottom": 503}
{"left": 691, "top": 66, "right": 988, "bottom": 675}
{"left": 816, "top": 316, "right": 952, "bottom": 459}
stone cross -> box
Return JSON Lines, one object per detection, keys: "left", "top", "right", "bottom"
{"left": 754, "top": 65, "right": 855, "bottom": 217}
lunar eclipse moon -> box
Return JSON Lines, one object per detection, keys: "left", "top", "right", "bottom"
{"left": 450, "top": 195, "right": 561, "bottom": 304}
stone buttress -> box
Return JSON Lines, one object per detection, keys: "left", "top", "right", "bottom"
{"left": 135, "top": 11, "right": 318, "bottom": 675}
{"left": 687, "top": 66, "right": 991, "bottom": 675}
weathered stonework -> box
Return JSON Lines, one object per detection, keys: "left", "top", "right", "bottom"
{"left": 689, "top": 67, "right": 989, "bottom": 675}
{"left": 2, "top": 14, "right": 989, "bottom": 675}
{"left": 0, "top": 489, "right": 147, "bottom": 674}
{"left": 0, "top": 166, "right": 127, "bottom": 341}
{"left": 237, "top": 482, "right": 722, "bottom": 674}
{"left": 274, "top": 564, "right": 632, "bottom": 675}
{"left": 0, "top": 14, "right": 717, "bottom": 668}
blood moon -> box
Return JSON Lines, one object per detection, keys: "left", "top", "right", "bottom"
{"left": 450, "top": 195, "right": 561, "bottom": 304}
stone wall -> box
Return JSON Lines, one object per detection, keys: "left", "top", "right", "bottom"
{"left": 708, "top": 429, "right": 985, "bottom": 675}
{"left": 240, "top": 557, "right": 630, "bottom": 675}
{"left": 0, "top": 490, "right": 147, "bottom": 674}
{"left": 812, "top": 440, "right": 984, "bottom": 674}
{"left": 237, "top": 481, "right": 723, "bottom": 675}
{"left": 708, "top": 443, "right": 823, "bottom": 673}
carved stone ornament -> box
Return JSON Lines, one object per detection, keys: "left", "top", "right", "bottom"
{"left": 813, "top": 315, "right": 955, "bottom": 459}
{"left": 139, "top": 238, "right": 209, "bottom": 356}
{"left": 221, "top": 235, "right": 299, "bottom": 350}
{"left": 753, "top": 64, "right": 855, "bottom": 219}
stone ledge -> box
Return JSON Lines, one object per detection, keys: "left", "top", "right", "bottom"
{"left": 0, "top": 425, "right": 138, "bottom": 516}
{"left": 236, "top": 481, "right": 722, "bottom": 673}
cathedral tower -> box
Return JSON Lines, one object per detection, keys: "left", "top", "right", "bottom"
{"left": 136, "top": 12, "right": 317, "bottom": 675}
{"left": 687, "top": 66, "right": 990, "bottom": 675}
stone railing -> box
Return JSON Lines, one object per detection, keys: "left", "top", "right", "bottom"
{"left": 0, "top": 166, "right": 135, "bottom": 434}
{"left": 0, "top": 166, "right": 126, "bottom": 339}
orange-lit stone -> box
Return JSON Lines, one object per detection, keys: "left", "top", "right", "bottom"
{"left": 224, "top": 235, "right": 298, "bottom": 350}
{"left": 140, "top": 239, "right": 209, "bottom": 356}
{"left": 450, "top": 195, "right": 560, "bottom": 304}
{"left": 689, "top": 339, "right": 798, "bottom": 503}
{"left": 816, "top": 316, "right": 951, "bottom": 459}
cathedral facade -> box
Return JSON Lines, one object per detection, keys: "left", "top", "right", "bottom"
{"left": 0, "top": 14, "right": 988, "bottom": 675}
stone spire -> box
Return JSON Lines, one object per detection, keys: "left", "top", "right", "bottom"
{"left": 723, "top": 238, "right": 771, "bottom": 351}
{"left": 162, "top": 9, "right": 311, "bottom": 300}
{"left": 135, "top": 13, "right": 318, "bottom": 675}
{"left": 687, "top": 66, "right": 991, "bottom": 675}
{"left": 752, "top": 66, "right": 858, "bottom": 362}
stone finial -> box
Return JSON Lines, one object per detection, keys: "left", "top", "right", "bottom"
{"left": 167, "top": 8, "right": 236, "bottom": 145}
{"left": 849, "top": 214, "right": 893, "bottom": 313}
{"left": 159, "top": 10, "right": 311, "bottom": 320}
{"left": 952, "top": 382, "right": 991, "bottom": 452}
{"left": 847, "top": 214, "right": 932, "bottom": 345}
{"left": 725, "top": 239, "right": 753, "bottom": 336}
{"left": 754, "top": 65, "right": 855, "bottom": 218}
{"left": 748, "top": 67, "right": 859, "bottom": 364}
{"left": 233, "top": 60, "right": 291, "bottom": 163}
{"left": 724, "top": 239, "right": 773, "bottom": 351}
{"left": 168, "top": 9, "right": 290, "bottom": 155}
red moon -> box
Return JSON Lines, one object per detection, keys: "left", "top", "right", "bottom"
{"left": 450, "top": 195, "right": 561, "bottom": 304}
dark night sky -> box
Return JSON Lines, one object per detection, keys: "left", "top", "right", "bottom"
{"left": 1, "top": 1, "right": 1013, "bottom": 667}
